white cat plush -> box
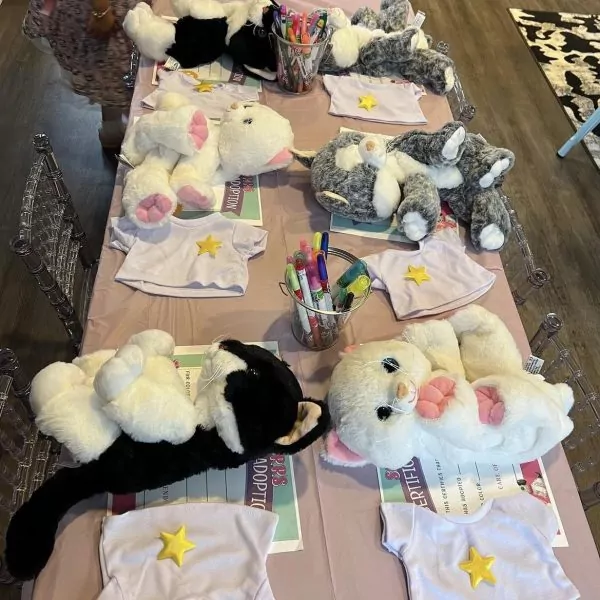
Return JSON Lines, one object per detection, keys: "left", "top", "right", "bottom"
{"left": 323, "top": 305, "right": 574, "bottom": 469}
{"left": 121, "top": 92, "right": 294, "bottom": 228}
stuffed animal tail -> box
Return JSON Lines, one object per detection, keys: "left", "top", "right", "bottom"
{"left": 5, "top": 462, "right": 104, "bottom": 581}
{"left": 290, "top": 149, "right": 316, "bottom": 168}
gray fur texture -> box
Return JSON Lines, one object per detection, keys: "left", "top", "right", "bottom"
{"left": 356, "top": 29, "right": 455, "bottom": 96}
{"left": 396, "top": 172, "right": 440, "bottom": 238}
{"left": 352, "top": 0, "right": 410, "bottom": 32}
{"left": 468, "top": 190, "right": 512, "bottom": 251}
{"left": 293, "top": 132, "right": 388, "bottom": 223}
{"left": 320, "top": 1, "right": 455, "bottom": 96}
{"left": 351, "top": 6, "right": 380, "bottom": 30}
{"left": 438, "top": 132, "right": 515, "bottom": 249}
{"left": 388, "top": 121, "right": 466, "bottom": 167}
{"left": 293, "top": 123, "right": 515, "bottom": 251}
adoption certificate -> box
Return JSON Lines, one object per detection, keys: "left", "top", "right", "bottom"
{"left": 175, "top": 174, "right": 263, "bottom": 226}
{"left": 378, "top": 456, "right": 568, "bottom": 547}
{"left": 108, "top": 342, "right": 303, "bottom": 554}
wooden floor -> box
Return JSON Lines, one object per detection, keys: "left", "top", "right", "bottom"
{"left": 0, "top": 0, "right": 599, "bottom": 573}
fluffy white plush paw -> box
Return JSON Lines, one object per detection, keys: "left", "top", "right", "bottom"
{"left": 442, "top": 126, "right": 466, "bottom": 160}
{"left": 128, "top": 330, "right": 176, "bottom": 358}
{"left": 123, "top": 3, "right": 175, "bottom": 63}
{"left": 444, "top": 66, "right": 456, "bottom": 94}
{"left": 479, "top": 224, "right": 505, "bottom": 250}
{"left": 402, "top": 211, "right": 429, "bottom": 241}
{"left": 479, "top": 158, "right": 511, "bottom": 188}
{"left": 175, "top": 180, "right": 218, "bottom": 210}
{"left": 122, "top": 166, "right": 178, "bottom": 229}
{"left": 94, "top": 345, "right": 145, "bottom": 402}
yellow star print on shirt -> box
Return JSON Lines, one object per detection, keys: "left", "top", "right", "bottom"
{"left": 459, "top": 546, "right": 496, "bottom": 589}
{"left": 196, "top": 235, "right": 222, "bottom": 257}
{"left": 404, "top": 264, "right": 431, "bottom": 285}
{"left": 358, "top": 94, "right": 378, "bottom": 111}
{"left": 157, "top": 525, "right": 196, "bottom": 567}
{"left": 194, "top": 81, "right": 215, "bottom": 93}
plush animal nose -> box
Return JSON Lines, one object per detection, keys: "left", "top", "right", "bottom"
{"left": 393, "top": 379, "right": 417, "bottom": 414}
{"left": 230, "top": 102, "right": 240, "bottom": 110}
{"left": 397, "top": 382, "right": 409, "bottom": 398}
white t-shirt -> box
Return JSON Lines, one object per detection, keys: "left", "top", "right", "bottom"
{"left": 323, "top": 75, "right": 427, "bottom": 125}
{"left": 110, "top": 213, "right": 267, "bottom": 297}
{"left": 381, "top": 494, "right": 579, "bottom": 600}
{"left": 142, "top": 71, "right": 260, "bottom": 118}
{"left": 98, "top": 502, "right": 277, "bottom": 600}
{"left": 363, "top": 232, "right": 496, "bottom": 320}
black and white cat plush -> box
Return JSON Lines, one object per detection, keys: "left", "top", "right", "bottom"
{"left": 5, "top": 331, "right": 329, "bottom": 580}
{"left": 124, "top": 0, "right": 279, "bottom": 79}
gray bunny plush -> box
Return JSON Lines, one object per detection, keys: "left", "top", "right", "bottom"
{"left": 320, "top": 1, "right": 455, "bottom": 96}
{"left": 292, "top": 122, "right": 515, "bottom": 251}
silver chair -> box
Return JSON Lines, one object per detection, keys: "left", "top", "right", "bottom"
{"left": 435, "top": 41, "right": 476, "bottom": 124}
{"left": 11, "top": 134, "right": 99, "bottom": 352}
{"left": 500, "top": 193, "right": 550, "bottom": 306}
{"left": 433, "top": 45, "right": 550, "bottom": 305}
{"left": 527, "top": 314, "right": 600, "bottom": 510}
{"left": 0, "top": 349, "right": 60, "bottom": 584}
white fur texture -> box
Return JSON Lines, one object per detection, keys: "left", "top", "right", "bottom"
{"left": 26, "top": 331, "right": 272, "bottom": 462}
{"left": 173, "top": 0, "right": 226, "bottom": 19}
{"left": 335, "top": 145, "right": 363, "bottom": 171}
{"left": 326, "top": 340, "right": 432, "bottom": 469}
{"left": 330, "top": 26, "right": 380, "bottom": 69}
{"left": 194, "top": 343, "right": 248, "bottom": 453}
{"left": 373, "top": 169, "right": 402, "bottom": 219}
{"left": 448, "top": 304, "right": 524, "bottom": 380}
{"left": 95, "top": 331, "right": 196, "bottom": 445}
{"left": 122, "top": 96, "right": 294, "bottom": 227}
{"left": 30, "top": 362, "right": 121, "bottom": 463}
{"left": 401, "top": 211, "right": 428, "bottom": 241}
{"left": 121, "top": 147, "right": 180, "bottom": 229}
{"left": 123, "top": 3, "right": 175, "bottom": 63}
{"left": 388, "top": 150, "right": 464, "bottom": 189}
{"left": 219, "top": 102, "right": 294, "bottom": 179}
{"left": 324, "top": 307, "right": 575, "bottom": 469}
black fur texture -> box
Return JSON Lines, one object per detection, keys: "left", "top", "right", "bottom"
{"left": 5, "top": 340, "right": 329, "bottom": 581}
{"left": 166, "top": 16, "right": 229, "bottom": 68}
{"left": 228, "top": 6, "right": 278, "bottom": 73}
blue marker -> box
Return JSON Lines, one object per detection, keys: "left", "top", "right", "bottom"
{"left": 320, "top": 231, "right": 329, "bottom": 259}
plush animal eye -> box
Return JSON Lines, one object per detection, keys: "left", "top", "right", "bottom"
{"left": 243, "top": 118, "right": 254, "bottom": 125}
{"left": 248, "top": 368, "right": 259, "bottom": 377}
{"left": 256, "top": 27, "right": 266, "bottom": 38}
{"left": 382, "top": 358, "right": 400, "bottom": 373}
{"left": 377, "top": 405, "right": 393, "bottom": 421}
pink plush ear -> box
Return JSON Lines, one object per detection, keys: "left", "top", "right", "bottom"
{"left": 475, "top": 386, "right": 506, "bottom": 425}
{"left": 338, "top": 344, "right": 358, "bottom": 359}
{"left": 267, "top": 148, "right": 293, "bottom": 166}
{"left": 322, "top": 430, "right": 368, "bottom": 467}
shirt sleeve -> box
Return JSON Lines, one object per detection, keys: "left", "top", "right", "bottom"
{"left": 109, "top": 217, "right": 139, "bottom": 253}
{"left": 322, "top": 75, "right": 337, "bottom": 96}
{"left": 380, "top": 502, "right": 415, "bottom": 558}
{"left": 497, "top": 492, "right": 558, "bottom": 543}
{"left": 361, "top": 253, "right": 388, "bottom": 291}
{"left": 232, "top": 222, "right": 268, "bottom": 258}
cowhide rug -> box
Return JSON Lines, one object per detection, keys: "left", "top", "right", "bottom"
{"left": 510, "top": 9, "right": 600, "bottom": 168}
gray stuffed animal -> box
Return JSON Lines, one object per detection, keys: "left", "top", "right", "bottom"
{"left": 320, "top": 1, "right": 455, "bottom": 96}
{"left": 293, "top": 123, "right": 515, "bottom": 251}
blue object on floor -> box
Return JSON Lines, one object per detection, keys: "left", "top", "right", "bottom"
{"left": 557, "top": 107, "right": 600, "bottom": 158}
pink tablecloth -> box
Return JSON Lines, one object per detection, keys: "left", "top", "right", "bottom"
{"left": 31, "top": 1, "right": 598, "bottom": 598}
